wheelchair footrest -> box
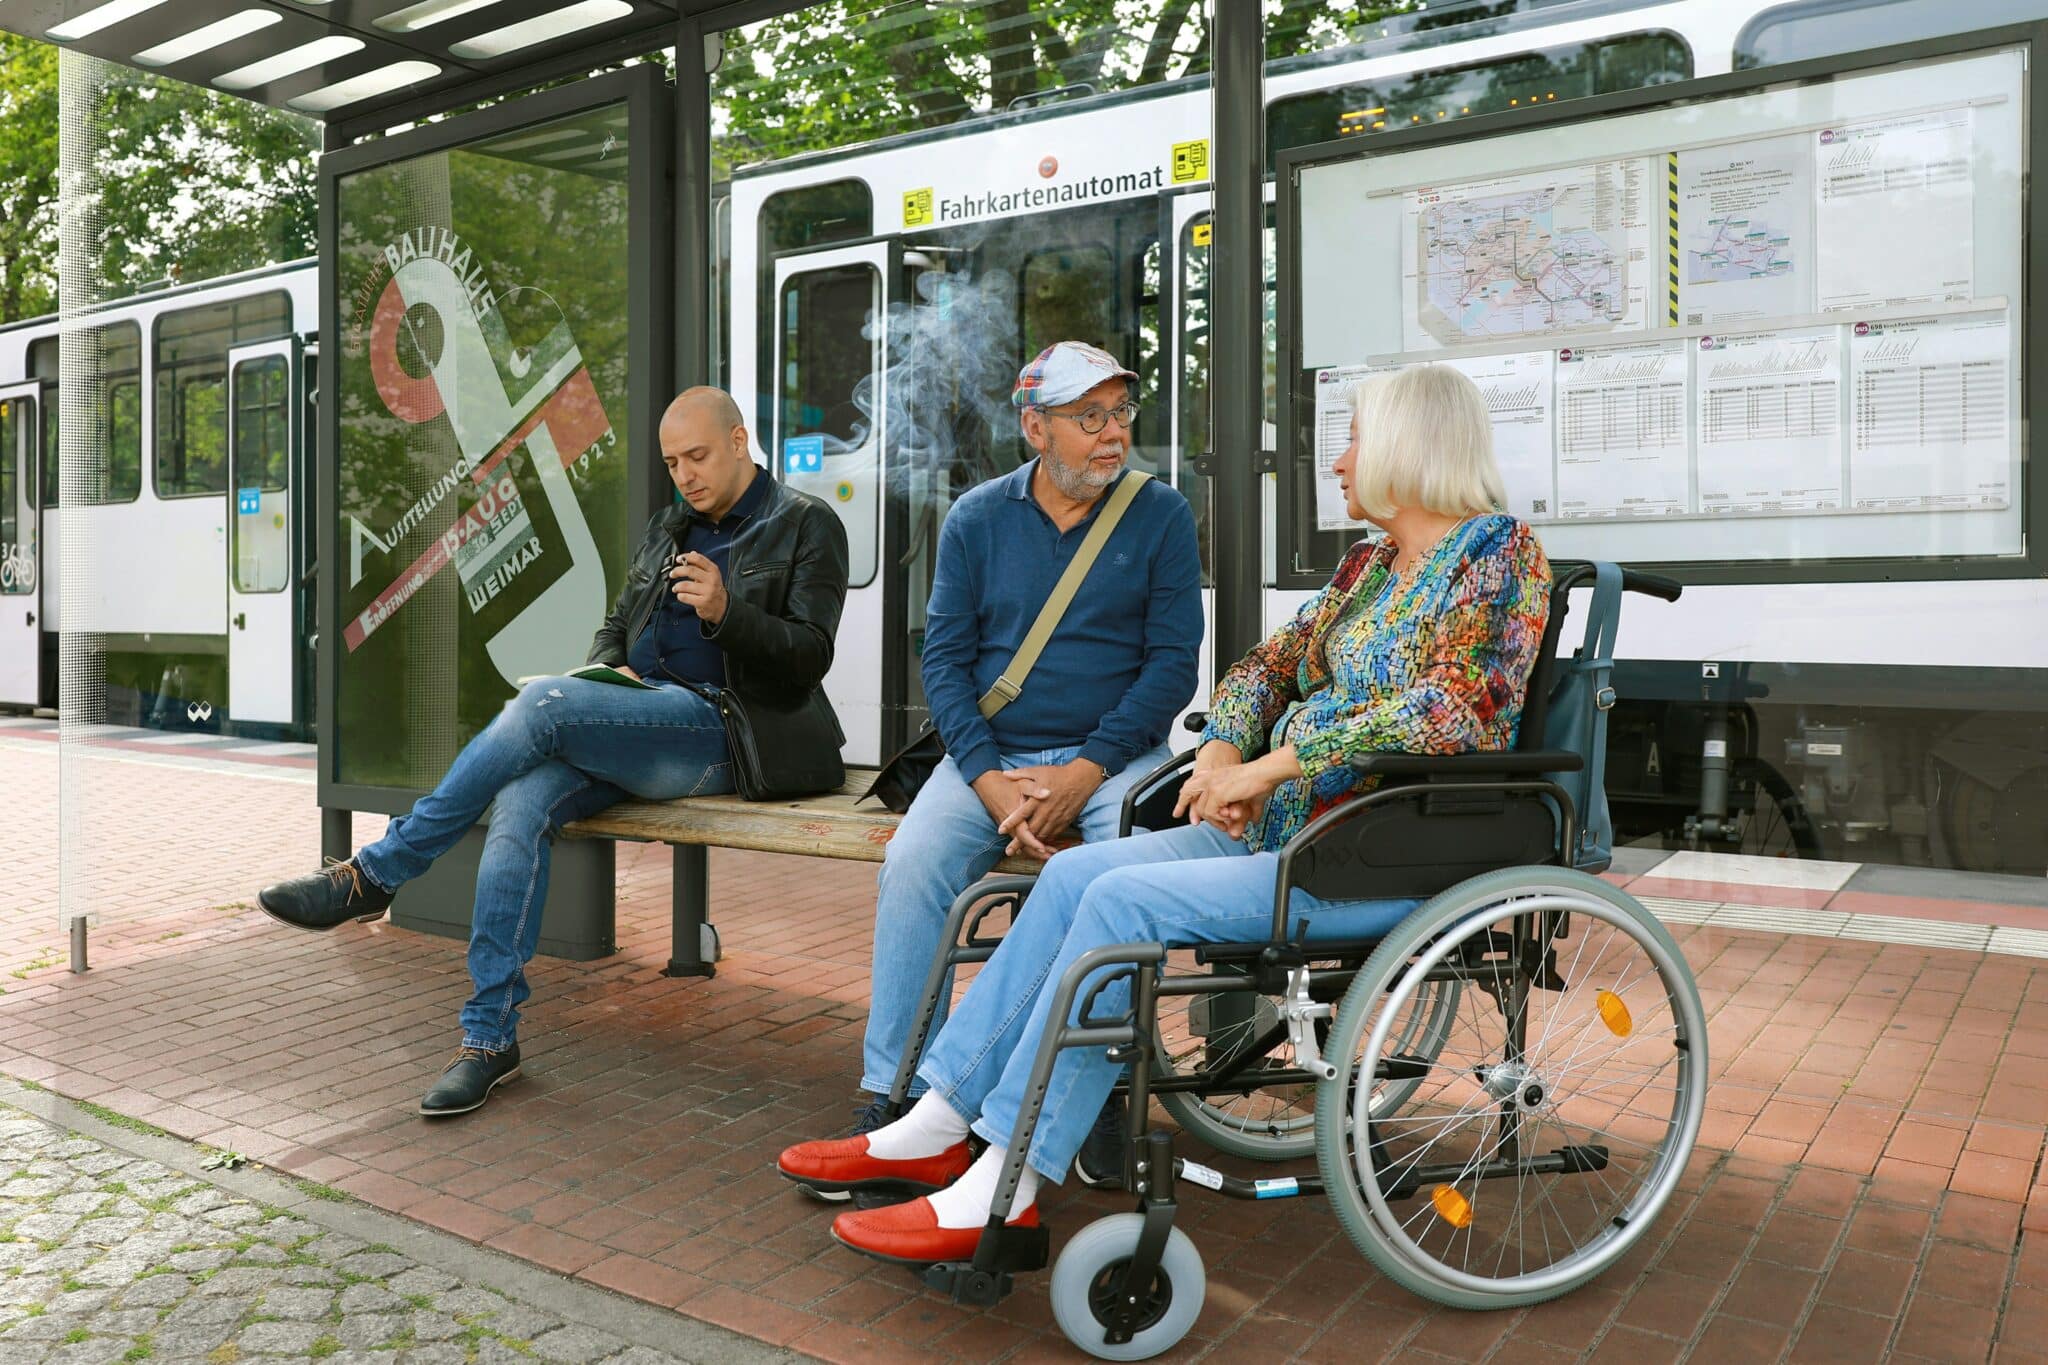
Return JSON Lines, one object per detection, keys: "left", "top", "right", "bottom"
{"left": 921, "top": 1224, "right": 1050, "bottom": 1306}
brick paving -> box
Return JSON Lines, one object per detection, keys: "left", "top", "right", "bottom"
{"left": 0, "top": 733, "right": 2043, "bottom": 1363}
{"left": 0, "top": 1098, "right": 727, "bottom": 1365}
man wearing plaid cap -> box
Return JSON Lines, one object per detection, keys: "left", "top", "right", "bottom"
{"left": 839, "top": 340, "right": 1203, "bottom": 1187}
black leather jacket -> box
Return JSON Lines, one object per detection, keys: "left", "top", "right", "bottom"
{"left": 586, "top": 473, "right": 850, "bottom": 707}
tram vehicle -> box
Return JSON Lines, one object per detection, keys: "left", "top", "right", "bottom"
{"left": 4, "top": 0, "right": 2044, "bottom": 879}
{"left": 0, "top": 262, "right": 318, "bottom": 735}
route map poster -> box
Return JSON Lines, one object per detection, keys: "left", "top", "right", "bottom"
{"left": 333, "top": 104, "right": 633, "bottom": 792}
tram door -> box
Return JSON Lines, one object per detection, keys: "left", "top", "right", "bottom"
{"left": 224, "top": 339, "right": 299, "bottom": 725}
{"left": 0, "top": 386, "right": 40, "bottom": 707}
{"left": 771, "top": 241, "right": 899, "bottom": 765}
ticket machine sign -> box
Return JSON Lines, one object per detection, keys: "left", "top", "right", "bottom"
{"left": 784, "top": 434, "right": 825, "bottom": 475}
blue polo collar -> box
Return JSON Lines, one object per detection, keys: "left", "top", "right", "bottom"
{"left": 680, "top": 464, "right": 771, "bottom": 530}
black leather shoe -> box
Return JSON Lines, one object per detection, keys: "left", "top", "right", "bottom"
{"left": 419, "top": 1045, "right": 522, "bottom": 1117}
{"left": 1075, "top": 1095, "right": 1128, "bottom": 1189}
{"left": 257, "top": 859, "right": 394, "bottom": 931}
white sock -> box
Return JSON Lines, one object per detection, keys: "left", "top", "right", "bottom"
{"left": 863, "top": 1092, "right": 970, "bottom": 1160}
{"left": 927, "top": 1141, "right": 1042, "bottom": 1229}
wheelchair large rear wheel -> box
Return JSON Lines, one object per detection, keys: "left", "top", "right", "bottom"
{"left": 1315, "top": 867, "right": 1707, "bottom": 1309}
{"left": 1150, "top": 952, "right": 1461, "bottom": 1161}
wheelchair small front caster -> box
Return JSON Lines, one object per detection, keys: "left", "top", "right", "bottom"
{"left": 1050, "top": 1213, "right": 1204, "bottom": 1361}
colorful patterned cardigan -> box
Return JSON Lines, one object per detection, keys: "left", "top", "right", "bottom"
{"left": 1200, "top": 514, "right": 1552, "bottom": 854}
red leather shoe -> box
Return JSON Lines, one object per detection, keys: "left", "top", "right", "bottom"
{"left": 830, "top": 1195, "right": 1040, "bottom": 1266}
{"left": 776, "top": 1135, "right": 973, "bottom": 1197}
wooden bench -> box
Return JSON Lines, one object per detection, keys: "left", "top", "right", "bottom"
{"left": 562, "top": 766, "right": 1044, "bottom": 977}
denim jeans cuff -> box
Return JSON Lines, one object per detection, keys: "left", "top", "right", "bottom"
{"left": 352, "top": 847, "right": 398, "bottom": 895}
{"left": 913, "top": 1068, "right": 978, "bottom": 1127}
{"left": 860, "top": 1074, "right": 925, "bottom": 1100}
{"left": 459, "top": 1034, "right": 513, "bottom": 1054}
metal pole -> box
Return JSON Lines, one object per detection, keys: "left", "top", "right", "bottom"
{"left": 1208, "top": 0, "right": 1265, "bottom": 666}
{"left": 68, "top": 916, "right": 86, "bottom": 974}
{"left": 676, "top": 16, "right": 714, "bottom": 394}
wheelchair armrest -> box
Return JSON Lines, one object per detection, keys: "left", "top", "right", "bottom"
{"left": 1119, "top": 746, "right": 1199, "bottom": 837}
{"left": 1346, "top": 749, "right": 1585, "bottom": 777}
{"left": 1182, "top": 710, "right": 1208, "bottom": 733}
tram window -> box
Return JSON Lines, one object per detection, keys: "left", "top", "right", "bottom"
{"left": 0, "top": 400, "right": 19, "bottom": 579}
{"left": 25, "top": 323, "right": 142, "bottom": 506}
{"left": 1020, "top": 247, "right": 1117, "bottom": 363}
{"left": 153, "top": 292, "right": 290, "bottom": 499}
{"left": 1265, "top": 33, "right": 1692, "bottom": 158}
{"left": 762, "top": 180, "right": 872, "bottom": 256}
{"left": 232, "top": 354, "right": 290, "bottom": 595}
{"left": 778, "top": 262, "right": 881, "bottom": 588}
{"left": 1737, "top": 0, "right": 2048, "bottom": 67}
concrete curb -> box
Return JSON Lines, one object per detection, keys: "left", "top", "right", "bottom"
{"left": 0, "top": 1075, "right": 806, "bottom": 1365}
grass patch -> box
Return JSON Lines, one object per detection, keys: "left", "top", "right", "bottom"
{"left": 307, "top": 1339, "right": 340, "bottom": 1359}
{"left": 72, "top": 1102, "right": 167, "bottom": 1140}
{"left": 11, "top": 949, "right": 58, "bottom": 980}
{"left": 17, "top": 1079, "right": 39, "bottom": 1092}
{"left": 60, "top": 1275, "right": 85, "bottom": 1292}
{"left": 206, "top": 1343, "right": 239, "bottom": 1365}
{"left": 123, "top": 1338, "right": 152, "bottom": 1361}
{"left": 64, "top": 1327, "right": 89, "bottom": 1343}
{"left": 294, "top": 1181, "right": 348, "bottom": 1204}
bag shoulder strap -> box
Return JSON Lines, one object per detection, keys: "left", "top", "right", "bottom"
{"left": 1570, "top": 562, "right": 1624, "bottom": 865}
{"left": 978, "top": 469, "right": 1152, "bottom": 719}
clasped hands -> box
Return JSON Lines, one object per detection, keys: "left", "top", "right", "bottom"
{"left": 1172, "top": 740, "right": 1301, "bottom": 841}
{"left": 975, "top": 759, "right": 1105, "bottom": 858}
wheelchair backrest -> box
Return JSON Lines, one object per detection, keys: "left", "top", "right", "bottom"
{"left": 1522, "top": 561, "right": 1624, "bottom": 873}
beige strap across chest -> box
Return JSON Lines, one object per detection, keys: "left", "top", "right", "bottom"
{"left": 977, "top": 469, "right": 1152, "bottom": 719}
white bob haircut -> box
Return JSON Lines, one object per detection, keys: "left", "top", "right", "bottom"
{"left": 1345, "top": 364, "right": 1507, "bottom": 521}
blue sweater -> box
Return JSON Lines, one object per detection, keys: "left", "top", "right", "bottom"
{"left": 921, "top": 461, "right": 1203, "bottom": 783}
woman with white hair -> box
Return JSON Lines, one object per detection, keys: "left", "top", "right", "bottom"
{"left": 779, "top": 363, "right": 1552, "bottom": 1262}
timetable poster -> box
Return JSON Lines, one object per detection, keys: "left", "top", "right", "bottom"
{"left": 1312, "top": 364, "right": 1377, "bottom": 531}
{"left": 1694, "top": 328, "right": 1844, "bottom": 515}
{"left": 1554, "top": 340, "right": 1690, "bottom": 518}
{"left": 1815, "top": 109, "right": 1975, "bottom": 313}
{"left": 1849, "top": 313, "right": 2011, "bottom": 511}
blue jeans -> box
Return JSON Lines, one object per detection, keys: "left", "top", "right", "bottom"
{"left": 355, "top": 675, "right": 732, "bottom": 1052}
{"left": 915, "top": 821, "right": 1423, "bottom": 1184}
{"left": 860, "top": 744, "right": 1174, "bottom": 1097}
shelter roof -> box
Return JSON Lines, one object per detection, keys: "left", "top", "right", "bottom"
{"left": 0, "top": 1, "right": 710, "bottom": 129}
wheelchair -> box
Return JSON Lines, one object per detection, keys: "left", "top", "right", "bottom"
{"left": 878, "top": 562, "right": 1707, "bottom": 1360}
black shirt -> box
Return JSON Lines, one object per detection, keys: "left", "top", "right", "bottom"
{"left": 626, "top": 468, "right": 771, "bottom": 686}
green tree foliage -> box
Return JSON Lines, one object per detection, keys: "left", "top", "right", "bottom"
{"left": 713, "top": 0, "right": 1211, "bottom": 172}
{"left": 0, "top": 35, "right": 58, "bottom": 321}
{"left": 0, "top": 31, "right": 317, "bottom": 324}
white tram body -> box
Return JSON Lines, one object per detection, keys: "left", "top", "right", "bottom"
{"left": 0, "top": 263, "right": 317, "bottom": 730}
{"left": 3, "top": 0, "right": 2043, "bottom": 873}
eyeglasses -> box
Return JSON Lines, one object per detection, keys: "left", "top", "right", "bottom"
{"left": 1039, "top": 400, "right": 1139, "bottom": 434}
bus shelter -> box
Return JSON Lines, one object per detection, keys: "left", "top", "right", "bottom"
{"left": 7, "top": 0, "right": 2048, "bottom": 969}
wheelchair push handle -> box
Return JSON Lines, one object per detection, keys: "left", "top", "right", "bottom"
{"left": 1620, "top": 567, "right": 1682, "bottom": 602}
{"left": 1550, "top": 559, "right": 1683, "bottom": 603}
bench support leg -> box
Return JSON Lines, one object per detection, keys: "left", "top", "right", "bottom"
{"left": 664, "top": 845, "right": 717, "bottom": 980}
{"left": 321, "top": 806, "right": 352, "bottom": 865}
